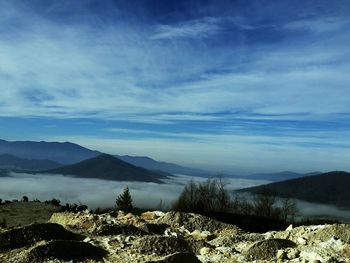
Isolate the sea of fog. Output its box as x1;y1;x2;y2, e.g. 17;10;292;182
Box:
0;172;268;209
1;172;349;221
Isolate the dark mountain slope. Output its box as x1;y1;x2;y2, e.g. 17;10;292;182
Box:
0;154;62;171
0;139;100;164
239;171;350;209
43;154;169;183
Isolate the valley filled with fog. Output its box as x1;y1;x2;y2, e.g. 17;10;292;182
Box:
1;172;349;221
0;172;268;209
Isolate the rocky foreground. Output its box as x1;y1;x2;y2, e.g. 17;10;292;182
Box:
0;210;349;262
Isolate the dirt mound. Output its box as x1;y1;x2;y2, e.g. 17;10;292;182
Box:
96;223;147;236
185;236;214;254
132;236;191;256
312;224;350;243
49;211;101;233
246;238;296;260
209;233;264;247
2;209;349;262
146;252;201;263
139;223;169;235
21;240;107;263
156;211;242;234
0;223;83;252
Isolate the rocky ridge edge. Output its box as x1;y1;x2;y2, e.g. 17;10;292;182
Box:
0;210;349;262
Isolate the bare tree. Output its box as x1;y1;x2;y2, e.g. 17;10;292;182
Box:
253;189;277;218
173;179;199;212
280;197;298;222
173;177;231;214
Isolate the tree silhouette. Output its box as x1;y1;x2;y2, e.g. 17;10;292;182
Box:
116;186;133;212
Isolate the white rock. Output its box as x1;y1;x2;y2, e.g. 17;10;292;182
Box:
200;247;211;255
215;246;232;254
319;237;343;251
164;228;178;238
300;251;324;262
263;231;276;239
83;237;91;242
286;248;300;259
307;225;327;231
297;237;307;245
154;211;165;217
211;254;225;262
202;230;212;237
125;236;132;243
286;224;293;231
277;249;286;260
178;225;191;235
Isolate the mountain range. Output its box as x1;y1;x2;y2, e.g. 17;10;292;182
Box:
240;171;321;181
239;171;350;209
0;139;324;181
116;155;210;177
0;139;208;176
0;139;100;164
43;154;170;183
0;154;62;171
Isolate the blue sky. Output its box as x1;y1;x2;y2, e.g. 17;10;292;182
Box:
0;0;350;174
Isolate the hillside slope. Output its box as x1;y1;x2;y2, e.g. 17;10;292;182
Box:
239;171;350;209
243;171;321;182
43;154;169;183
0;154;62;171
0;139;100;164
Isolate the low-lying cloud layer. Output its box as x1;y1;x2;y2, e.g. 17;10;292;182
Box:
1;172;349;221
0;173;268;209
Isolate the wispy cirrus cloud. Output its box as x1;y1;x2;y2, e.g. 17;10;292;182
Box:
283;16;350;33
150;16;222;40
0;2;349;122
0;0;350;173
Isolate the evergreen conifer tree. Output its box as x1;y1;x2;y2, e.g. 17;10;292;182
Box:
116;186;133;212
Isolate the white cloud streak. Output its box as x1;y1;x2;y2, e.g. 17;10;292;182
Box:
0;4;348;123
284;16;350;33
150;17;222;40
0;2;349;173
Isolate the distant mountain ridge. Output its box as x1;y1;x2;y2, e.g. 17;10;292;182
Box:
43;154;170;183
116;155;210;177
0;139;211;176
241;171;321;182
0;139;320;181
239;171;350;209
0;139;100;164
0;154;62;171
